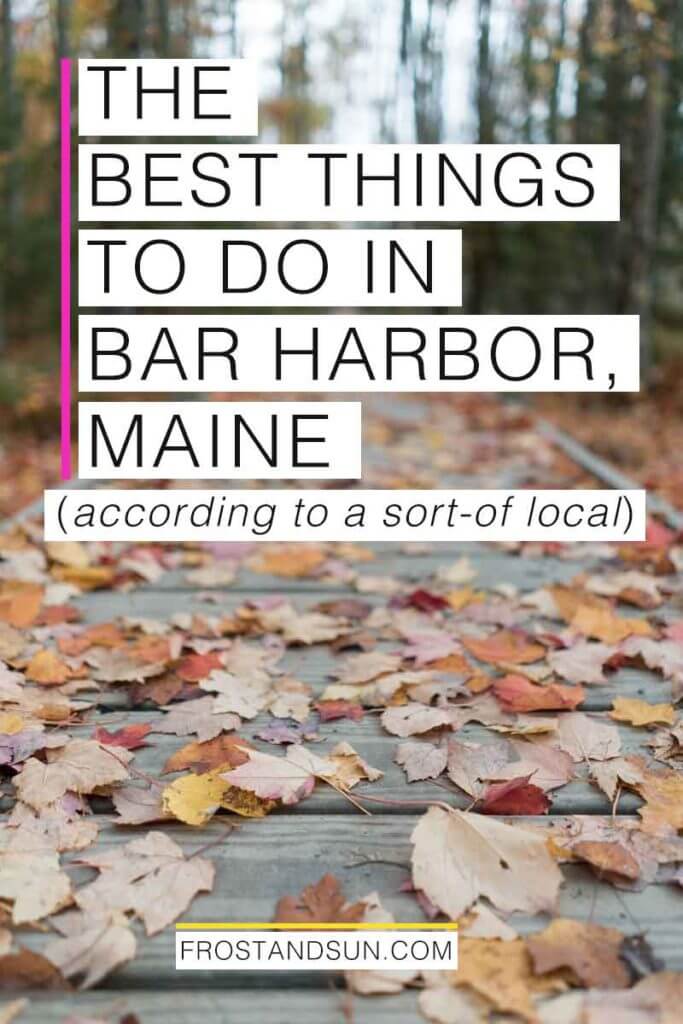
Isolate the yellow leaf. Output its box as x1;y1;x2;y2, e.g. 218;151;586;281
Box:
610;697;676;728
25;650;72;686
0;713;25;735
162;770;229;827
571;605;652;644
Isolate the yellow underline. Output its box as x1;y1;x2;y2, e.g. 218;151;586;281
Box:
176;922;457;931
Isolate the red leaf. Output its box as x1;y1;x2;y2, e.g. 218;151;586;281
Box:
481;776;550;815
493;674;585;712
315;700;364;722
391;589;450;613
93;724;152;750
176;652;223;683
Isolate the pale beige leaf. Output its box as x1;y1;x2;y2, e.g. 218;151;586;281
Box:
411;806;562;919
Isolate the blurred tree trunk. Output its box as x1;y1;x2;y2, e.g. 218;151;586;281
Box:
548;0;566;142
156;0;170;56
227;0;239;56
0;0;17;349
617;13;671;375
108;0;145;55
470;0;495;313
574;0;597;142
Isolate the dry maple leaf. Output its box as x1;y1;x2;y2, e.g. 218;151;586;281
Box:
395;740;448;782
250;547;327;578
570;604;653;644
93;723;152;750
74;831;215;935
0;948;68;991
446;737;510;799
335;650;403;684
480;775;550;815
547;641;615;685
451;936;566;1022
274;873;366;923
462;630;545;666
381;703;453;737
610;697;676;728
162;769;231;826
24;649;73;687
152;695;241;742
0;848;72;924
411;806;562;920
557;712;622;762
14;739;132;810
45;914;136;989
200;671;272;719
7;798;98;854
162;734;252;775
493;674;585;712
527;918;630;989
221;746;321;806
326;741;383;790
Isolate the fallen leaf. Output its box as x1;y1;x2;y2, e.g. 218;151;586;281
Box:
45;916;135;988
14;740;132;810
274;873;365;923
75;831;215;935
528;918;629;989
454;937;565;1022
163;734;251;775
152;695;241;742
0;849;72;924
381;703;453;737
557;712;622;762
463;630;545;666
547;642;615;685
25;649;73;686
571;604;653;644
396;740;448;782
493;675;585;712
610;697;676;728
162;769;230;826
222;747;316;806
411;806;562;919
0;948;68;990
93;723;152;750
481;775;550;815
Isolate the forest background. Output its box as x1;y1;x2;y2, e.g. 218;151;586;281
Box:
0;0;681;512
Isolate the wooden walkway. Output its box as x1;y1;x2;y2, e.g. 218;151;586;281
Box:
4;396;683;1023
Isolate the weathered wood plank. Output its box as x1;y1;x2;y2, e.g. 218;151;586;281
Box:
16;816;683;985
69;598;672;713
6;990;419;1023
81;712;647;816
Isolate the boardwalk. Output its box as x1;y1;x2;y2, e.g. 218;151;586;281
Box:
3;396;682;1023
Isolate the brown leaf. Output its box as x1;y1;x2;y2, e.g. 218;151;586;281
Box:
274;873;365;923
0;948;68;991
528;918;630;989
455;937;565;1022
162;735;252;774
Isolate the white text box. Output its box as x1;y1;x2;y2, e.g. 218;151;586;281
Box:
78;230;462;308
78;314;639;392
78;144;619;221
77;402;361;480
78;59;258;137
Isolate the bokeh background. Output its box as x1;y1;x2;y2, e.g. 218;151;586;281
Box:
0;0;681;510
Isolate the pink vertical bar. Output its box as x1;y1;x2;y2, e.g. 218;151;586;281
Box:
60;57;72;480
